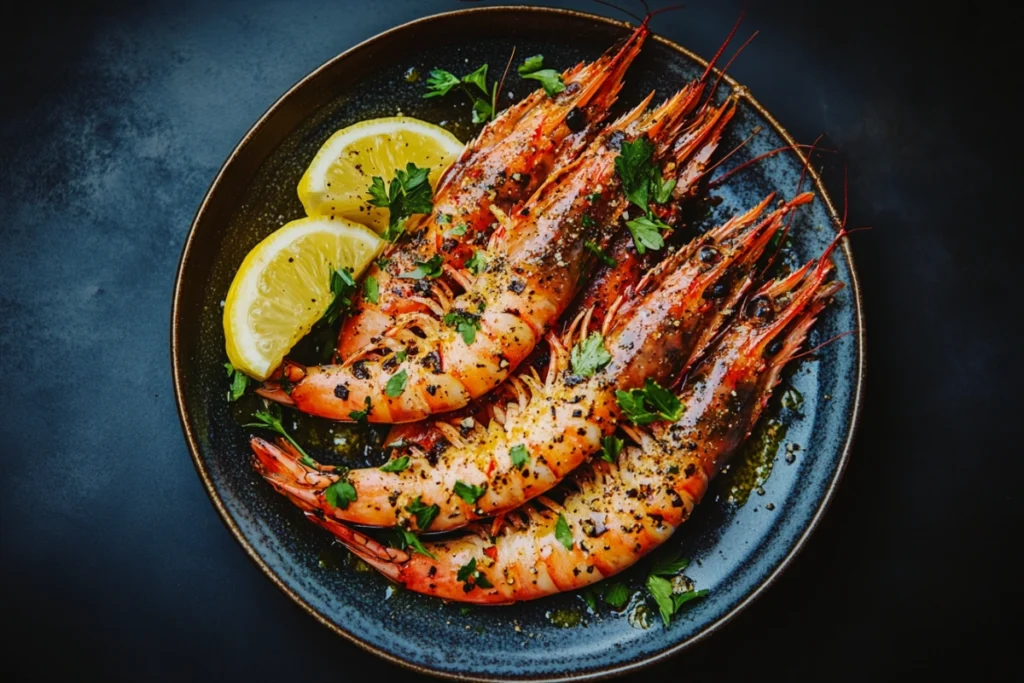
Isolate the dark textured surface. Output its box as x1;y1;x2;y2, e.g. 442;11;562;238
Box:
173;8;859;679
1;0;1015;680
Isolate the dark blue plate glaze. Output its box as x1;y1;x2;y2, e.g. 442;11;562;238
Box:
172;7;864;681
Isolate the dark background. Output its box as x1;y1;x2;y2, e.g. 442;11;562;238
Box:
1;0;1016;679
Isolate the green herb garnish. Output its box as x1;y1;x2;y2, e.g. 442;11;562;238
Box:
385;370;409;398
599;435;624;463
570;332;612;378
405;496;440;531
453;480;487;505
423;64;498;124
390;527;436;560
584;240;617;268
615;378;684;425
380;455;410;472
555;513;574;550
443;310;482;345
399;254;444;280
615;137;674;254
603;583;630;610
243;404;316;467
348;396;372;423
518;55;564;97
369;162;434;241
322;267;357;325
224;362;249;402
646;574;707;626
510;444;529;469
324;479;357;510
466;250;489;275
363;275;379;304
456;557;494;591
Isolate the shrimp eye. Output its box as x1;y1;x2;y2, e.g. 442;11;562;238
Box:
565;107;586;133
764;338;784;357
698;246;720;264
746;296;775;321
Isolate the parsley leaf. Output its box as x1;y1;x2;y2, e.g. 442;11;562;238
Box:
570;332;612;378
466;250;488;275
243;404;316;467
522;68;565;97
405;496;439;530
447;223;468;237
363;275;379;304
423;68;461;98
510;444;529;469
224;362;249;402
385;370;408;398
462;63;489;95
456;557;493;591
391;527;436;560
443;310;482;345
368;162;434;242
603;583;630;610
395;350;408;362
599;435;624;463
322;267;357;325
454;480;487;505
399;254;444;280
472;97;494;124
555;513;574;550
654;177;677;204
379;456;410;473
580;587;598;612
518;54;545;74
615;379;683;425
651;555;691;577
625;216;669;255
348;396;372;423
324;479;357;510
615;137;656;211
584;240;617;268
646;574;676;626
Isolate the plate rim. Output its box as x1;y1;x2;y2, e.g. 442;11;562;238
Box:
170;5;866;681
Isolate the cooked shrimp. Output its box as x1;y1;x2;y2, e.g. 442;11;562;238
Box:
257;80;713;423
336;25;649;358
306;240;844;603
250;192;810;533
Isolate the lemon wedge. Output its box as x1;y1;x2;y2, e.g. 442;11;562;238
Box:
297;116;464;233
223;216;383;380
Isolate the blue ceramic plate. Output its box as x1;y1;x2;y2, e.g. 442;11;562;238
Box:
171;7;864;681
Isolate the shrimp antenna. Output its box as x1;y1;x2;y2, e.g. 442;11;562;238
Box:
592;0;687;26
592;0;645;23
708;142;837;188
700;7;746;82
708;29;759;98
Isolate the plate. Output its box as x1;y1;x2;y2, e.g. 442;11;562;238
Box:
171;6;864;681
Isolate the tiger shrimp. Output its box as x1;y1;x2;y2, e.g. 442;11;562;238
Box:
256;79;712;423
306;237;845;603
335;24;649;358
250;191;810;533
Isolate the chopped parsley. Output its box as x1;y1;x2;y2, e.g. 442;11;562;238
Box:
518;54;565;97
446;223;468;237
510;444;529;469
651;555;691;577
555;513;574;550
456;557;493;591
584;239;617;267
646;574;708;626
405;496;439;530
395;350;408;362
324;479;357;510
243;404;316;468
322;267;357;325
599;435;624;463
465;249;489;275
389;527;436;560
603;583;630;610
379;455;410;472
348;396;372;423
363;275;379;304
399;254;444;280
615;137;674;254
615;378;684;425
443;310;482;345
453;480;487;505
224;362;249;402
570;332;612;377
423;63;498;124
368;162;434;241
385;370;408;398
